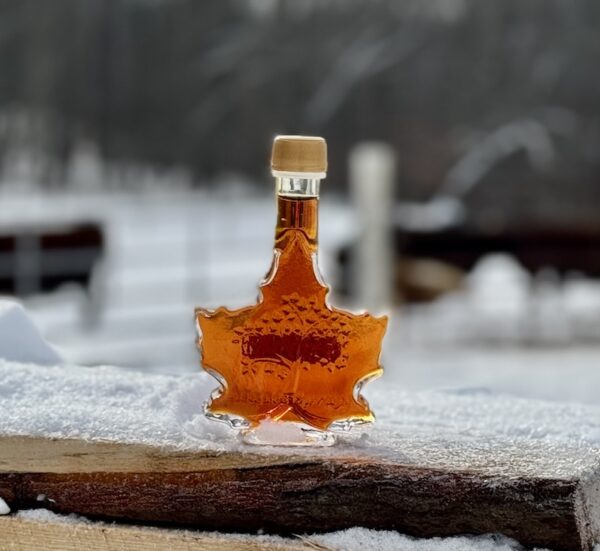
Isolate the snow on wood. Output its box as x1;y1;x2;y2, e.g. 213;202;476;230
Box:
0;509;530;551
1;361;600;550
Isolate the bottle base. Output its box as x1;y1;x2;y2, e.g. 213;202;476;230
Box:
241;420;336;447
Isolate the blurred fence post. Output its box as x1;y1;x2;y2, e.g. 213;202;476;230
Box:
349;142;396;312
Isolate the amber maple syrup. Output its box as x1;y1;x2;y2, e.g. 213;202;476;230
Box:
196;136;387;445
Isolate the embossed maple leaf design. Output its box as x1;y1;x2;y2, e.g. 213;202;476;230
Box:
196;230;387;431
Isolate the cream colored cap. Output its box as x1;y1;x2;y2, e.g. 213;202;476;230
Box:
271;135;327;174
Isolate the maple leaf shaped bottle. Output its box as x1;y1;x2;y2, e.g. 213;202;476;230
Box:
196;135;387;446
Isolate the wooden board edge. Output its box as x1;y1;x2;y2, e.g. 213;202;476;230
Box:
0;515;312;551
577;474;600;551
0;436;326;474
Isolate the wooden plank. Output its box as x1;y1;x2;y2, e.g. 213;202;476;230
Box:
0;436;305;473
0;516;309;551
0;436;598;551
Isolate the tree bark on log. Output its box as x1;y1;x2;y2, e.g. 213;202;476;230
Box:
1;436;599;551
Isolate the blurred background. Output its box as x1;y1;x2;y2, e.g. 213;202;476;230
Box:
1;0;600;404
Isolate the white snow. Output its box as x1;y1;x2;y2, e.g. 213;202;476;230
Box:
0;497;10;515
1;361;600;481
311;528;524;551
13;509;540;551
16;509;89;526
0;301;62;366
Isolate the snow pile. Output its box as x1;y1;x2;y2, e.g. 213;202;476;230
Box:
0;498;10;515
0;301;62;365
1;361;600;480
399;253;600;347
14;509;532;551
312;527;524;551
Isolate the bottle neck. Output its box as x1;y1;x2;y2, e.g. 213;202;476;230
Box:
274;176;321;251
275;176;320;197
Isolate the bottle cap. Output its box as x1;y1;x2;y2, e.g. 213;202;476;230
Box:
271;135;327;175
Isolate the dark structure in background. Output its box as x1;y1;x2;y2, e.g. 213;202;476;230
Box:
0;224;104;298
338;225;600;303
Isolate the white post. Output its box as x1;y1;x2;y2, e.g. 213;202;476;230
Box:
349;142;396;312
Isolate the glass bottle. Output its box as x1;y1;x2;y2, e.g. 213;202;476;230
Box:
196;136;387;446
